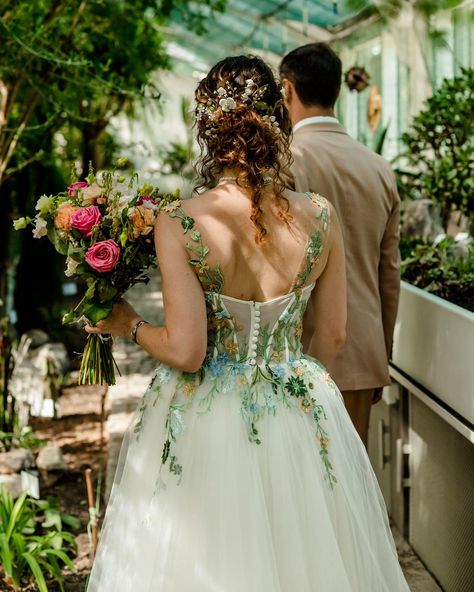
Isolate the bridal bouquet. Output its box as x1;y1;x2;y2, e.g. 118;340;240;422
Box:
14;162;177;385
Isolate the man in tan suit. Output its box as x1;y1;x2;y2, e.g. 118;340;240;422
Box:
280;43;400;446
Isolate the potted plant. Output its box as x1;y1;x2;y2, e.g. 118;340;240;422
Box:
392;69;474;424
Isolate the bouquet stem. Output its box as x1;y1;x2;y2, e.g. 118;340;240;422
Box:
79;334;118;385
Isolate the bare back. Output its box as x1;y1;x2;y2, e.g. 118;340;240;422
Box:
172;184;331;302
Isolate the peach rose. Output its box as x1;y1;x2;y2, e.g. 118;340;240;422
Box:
129;205;155;238
55;202;78;231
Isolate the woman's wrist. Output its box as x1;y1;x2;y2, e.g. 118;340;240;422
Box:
130;317;149;342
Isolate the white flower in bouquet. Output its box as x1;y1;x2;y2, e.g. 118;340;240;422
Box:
64;256;80;277
80;184;103;204
117;193;135;210
36;195;54;215
33;217;48;238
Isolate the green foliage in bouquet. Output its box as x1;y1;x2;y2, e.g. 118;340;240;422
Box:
14;161;180;385
400;68;474;232
0;486;80;592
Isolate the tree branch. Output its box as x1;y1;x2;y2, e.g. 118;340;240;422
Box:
0;92;40;185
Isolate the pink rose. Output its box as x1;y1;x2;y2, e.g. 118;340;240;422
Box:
68;181;89;196
85;240;121;273
71;205;102;237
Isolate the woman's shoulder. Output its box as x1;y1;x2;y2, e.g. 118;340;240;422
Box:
284;189;331;219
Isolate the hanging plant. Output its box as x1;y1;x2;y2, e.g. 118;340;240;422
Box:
344;66;370;92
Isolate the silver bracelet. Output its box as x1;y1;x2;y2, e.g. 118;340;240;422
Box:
131;319;148;343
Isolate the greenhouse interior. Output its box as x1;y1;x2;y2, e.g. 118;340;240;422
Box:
0;0;473;590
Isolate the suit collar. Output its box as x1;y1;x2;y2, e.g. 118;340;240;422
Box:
292;121;349;136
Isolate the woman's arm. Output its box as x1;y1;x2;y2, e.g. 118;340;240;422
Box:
85;211;208;373
302;205;347;369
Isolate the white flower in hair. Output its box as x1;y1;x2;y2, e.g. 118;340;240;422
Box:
219;97;237;112
244;78;256;95
217;87;227;97
262;114;281;134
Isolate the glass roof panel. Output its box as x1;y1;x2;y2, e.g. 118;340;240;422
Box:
167;0;374;71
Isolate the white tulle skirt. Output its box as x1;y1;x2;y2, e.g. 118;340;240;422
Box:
87;358;410;592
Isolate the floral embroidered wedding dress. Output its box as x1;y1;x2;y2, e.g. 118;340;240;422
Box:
87;194;410;592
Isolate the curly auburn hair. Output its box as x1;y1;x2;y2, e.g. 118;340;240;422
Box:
194;55;293;243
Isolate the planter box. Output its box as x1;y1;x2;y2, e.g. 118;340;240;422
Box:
392;281;474;426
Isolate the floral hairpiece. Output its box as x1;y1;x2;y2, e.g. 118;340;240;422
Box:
196;78;282;136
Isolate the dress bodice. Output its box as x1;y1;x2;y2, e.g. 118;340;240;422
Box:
205;284;314;367
160;191;330;370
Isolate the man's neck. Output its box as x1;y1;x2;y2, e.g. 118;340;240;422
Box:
291;106;336;127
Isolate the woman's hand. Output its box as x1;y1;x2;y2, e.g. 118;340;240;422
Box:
84;299;141;338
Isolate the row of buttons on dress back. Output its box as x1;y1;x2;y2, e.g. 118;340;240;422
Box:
249;303;261;366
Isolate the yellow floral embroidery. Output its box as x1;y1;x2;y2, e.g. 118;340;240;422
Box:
182;383;196;397
225;342;239;355
162;201;180;213
320;436;329;449
271;350;283;363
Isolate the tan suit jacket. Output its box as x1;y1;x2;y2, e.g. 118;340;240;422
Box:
288;121;400;390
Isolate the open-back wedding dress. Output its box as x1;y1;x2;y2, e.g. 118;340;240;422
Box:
87;193;410;592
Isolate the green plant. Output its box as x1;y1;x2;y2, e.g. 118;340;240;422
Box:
0;0;226;184
0;426;44;453
401;236;474;311
400;68;474;232
374;122;390;155
0;486;79;591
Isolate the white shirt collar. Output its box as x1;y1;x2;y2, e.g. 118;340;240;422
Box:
292;116;339;133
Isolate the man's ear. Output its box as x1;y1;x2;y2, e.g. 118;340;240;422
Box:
281;78;294;106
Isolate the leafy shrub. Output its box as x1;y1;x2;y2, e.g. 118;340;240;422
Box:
401;236;474;311
0;486;79;591
400;68;474;232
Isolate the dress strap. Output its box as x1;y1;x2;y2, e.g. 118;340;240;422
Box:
292;192;330;291
160;200;224;293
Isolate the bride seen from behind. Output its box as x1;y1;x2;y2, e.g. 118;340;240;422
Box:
85;55;410;591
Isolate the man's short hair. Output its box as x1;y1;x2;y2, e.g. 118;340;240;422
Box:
280;43;342;108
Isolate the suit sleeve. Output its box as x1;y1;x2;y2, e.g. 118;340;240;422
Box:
378;178;401;359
